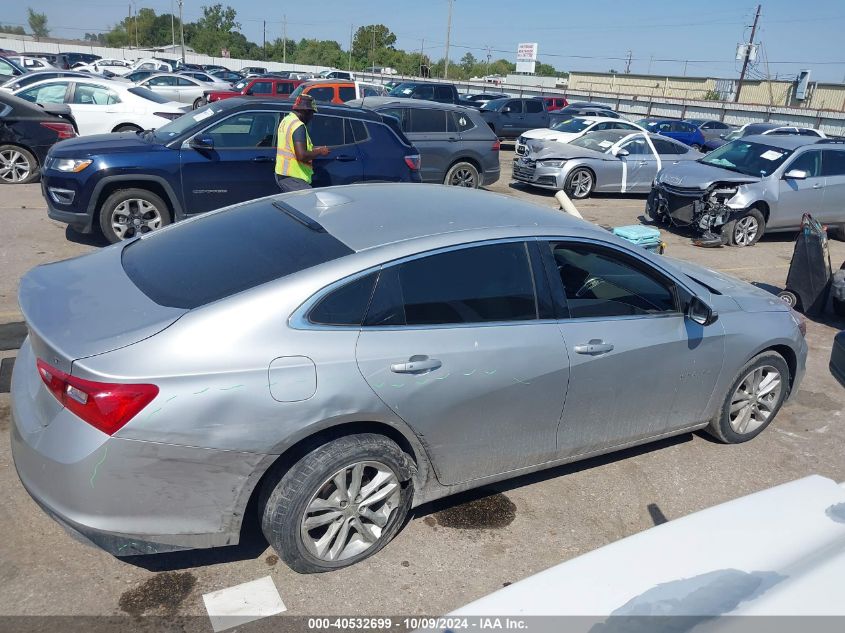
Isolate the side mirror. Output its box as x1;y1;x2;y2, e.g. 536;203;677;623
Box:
502;107;512;114
687;296;718;326
784;169;808;180
189;135;214;151
614;148;629;157
718;133;727;139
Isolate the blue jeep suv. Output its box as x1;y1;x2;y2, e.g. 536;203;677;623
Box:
41;98;422;242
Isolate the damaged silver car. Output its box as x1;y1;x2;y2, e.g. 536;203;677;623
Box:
647;136;845;246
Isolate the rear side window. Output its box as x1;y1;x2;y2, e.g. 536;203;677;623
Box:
409;108;447;133
822;150;845;177
347;118;369;143
309;273;378;325
452;111;475;132
364;242;538;326
122;202;354;309
525;100;543;113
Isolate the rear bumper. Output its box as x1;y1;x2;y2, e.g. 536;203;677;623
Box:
10;340;270;555
482;164;500;187
831;332;845;388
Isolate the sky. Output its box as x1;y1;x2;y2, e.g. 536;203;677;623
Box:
4;0;845;82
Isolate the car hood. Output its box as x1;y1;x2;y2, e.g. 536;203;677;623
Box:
529;142;609;161
206;89;240;98
48;132;160;156
522;128;578;143
658;160;759;188
663;257;789;313
451;476;845;617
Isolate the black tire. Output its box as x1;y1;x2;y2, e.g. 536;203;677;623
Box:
260;433;414;574
828;225;845;242
834;296;845;318
444;161;480;188
193;97;205;110
113;124;142;133
778;290;800;310
98;188;171;244
0;144;39;184
691;144;702;151
705;352;790;444
723;207;765;247
565;167;595;199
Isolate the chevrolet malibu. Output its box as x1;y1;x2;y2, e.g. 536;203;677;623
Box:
12;184;806;573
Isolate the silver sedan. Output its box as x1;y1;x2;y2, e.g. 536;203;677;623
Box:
513;130;703;198
11;184;806;573
136;72;219;109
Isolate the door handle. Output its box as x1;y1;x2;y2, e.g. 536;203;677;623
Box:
390;356;442;374
334;154;357;162
251;156;274;163
812;183;822;189
573;340;614;355
447;136;459;142
638;161;648;166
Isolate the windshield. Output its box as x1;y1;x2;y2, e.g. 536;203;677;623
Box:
700;140;793;177
481;98;509;111
570;131;629;153
289;83;306;99
128;86;171;104
551;118;591;133
233;79;249;91
724;128;744;141
388;83;417;96
152;103;220;141
637;120;660;129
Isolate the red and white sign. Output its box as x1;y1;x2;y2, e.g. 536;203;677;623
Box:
516;42;538;73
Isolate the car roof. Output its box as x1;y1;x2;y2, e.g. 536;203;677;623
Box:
302;78;353;86
575;116;627;123
741;134;821;150
280;184;598;252
230;97;384;122
348;96;469;112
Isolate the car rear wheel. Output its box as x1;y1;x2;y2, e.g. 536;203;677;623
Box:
0;145;39;184
705;352;790;443
565;168;594;199
113;124;142;133
260;434;414;573
99;188;171;244
724;208;765;247
691;144;702;151
444;161;480;188
193;97;205;109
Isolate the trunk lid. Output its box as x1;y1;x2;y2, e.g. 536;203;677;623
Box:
18;244;186;373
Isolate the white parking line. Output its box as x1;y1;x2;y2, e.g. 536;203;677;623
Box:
202;576;287;632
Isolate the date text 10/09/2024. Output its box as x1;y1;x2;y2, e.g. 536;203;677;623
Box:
307;617;529;630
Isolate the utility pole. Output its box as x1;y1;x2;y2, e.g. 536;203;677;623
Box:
485;45;492;77
283;15;287;64
370;25;375;71
263;20;266;60
133;2;139;49
647;55;653;74
444;0;453;79
127;4;131;47
420;38;425;77
348;24;353;71
171;0;175;47
624;50;632;74
178;0;185;64
735;3;761;103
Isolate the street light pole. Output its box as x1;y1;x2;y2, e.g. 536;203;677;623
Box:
171;0;175;47
444;0;453;79
178;0;185;64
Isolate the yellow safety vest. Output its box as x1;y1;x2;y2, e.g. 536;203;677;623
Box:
275;112;314;183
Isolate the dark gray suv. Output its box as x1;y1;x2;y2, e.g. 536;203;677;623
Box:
350;97;500;188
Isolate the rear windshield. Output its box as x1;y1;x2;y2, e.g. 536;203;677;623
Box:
122;201;354;309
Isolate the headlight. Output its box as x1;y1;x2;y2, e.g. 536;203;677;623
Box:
539;159;566;168
53;158;92;173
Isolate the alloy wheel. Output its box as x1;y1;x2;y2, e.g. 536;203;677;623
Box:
728;365;782;435
0;148;32;183
450;167;477;187
111;198;163;240
569;170;592;197
733;216;759;246
300;461;401;562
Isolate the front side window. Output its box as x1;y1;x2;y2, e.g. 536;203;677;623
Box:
434;85;454;102
306;86;335;102
787;150;822;177
147;75;177;87
177;77;198;87
249;81;273;95
365;242;538;326
409;108;447;133
504;100;523;113
413;85;435;100
338;86;356;102
19;82;69;104
620;137;650;155
653;138;687;155
550;243;677;318
204;111;280;148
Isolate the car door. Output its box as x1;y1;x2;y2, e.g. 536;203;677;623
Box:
541;240;724;457
355;241;570;485
523;99;546;132
617;136;658;192
142;75;179;101
175;76;201;103
179;109;281;214
245;79;273;97
820;149;845;226
308;114;364;186
773;149;825;229
399;106;452;183
68;82;122;135
499;99;524;136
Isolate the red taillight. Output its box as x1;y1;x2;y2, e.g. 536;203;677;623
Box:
36;359;158;436
404;154;421;171
40;121;76;139
492;139;501;152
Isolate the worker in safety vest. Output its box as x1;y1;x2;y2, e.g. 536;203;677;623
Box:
275;94;330;192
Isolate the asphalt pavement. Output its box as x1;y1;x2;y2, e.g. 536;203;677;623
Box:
0;150;844;623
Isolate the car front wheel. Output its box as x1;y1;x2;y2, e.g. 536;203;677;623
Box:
705;351;790;443
99;188;172;243
724;207;765;247
565;168;594;199
260;434;414;573
0;145;39;184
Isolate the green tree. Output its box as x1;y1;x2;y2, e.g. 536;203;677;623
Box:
294;38;346;68
703;89;722;101
27;8;49;38
352;24;396;65
460;52;477;74
190;4;241;56
0;24;26;35
535;62;559;77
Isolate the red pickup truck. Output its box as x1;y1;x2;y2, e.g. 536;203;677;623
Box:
205;77;303;104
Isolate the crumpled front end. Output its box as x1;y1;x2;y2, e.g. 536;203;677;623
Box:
647;180;751;234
